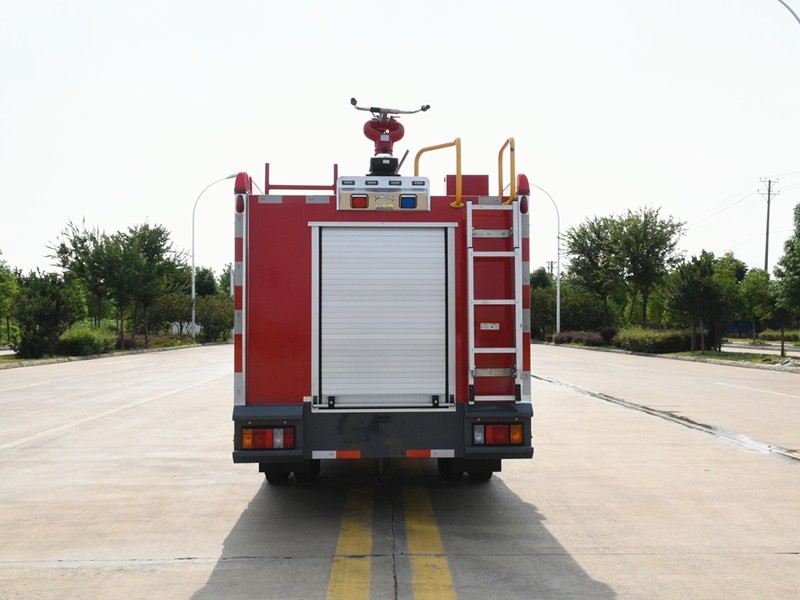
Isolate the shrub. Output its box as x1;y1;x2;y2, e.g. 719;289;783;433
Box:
554;330;605;346
55;330;115;356
612;327;708;353
757;329;800;342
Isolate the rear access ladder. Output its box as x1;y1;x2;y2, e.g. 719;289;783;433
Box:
466;200;524;403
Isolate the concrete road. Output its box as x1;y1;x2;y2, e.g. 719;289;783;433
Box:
1;345;799;599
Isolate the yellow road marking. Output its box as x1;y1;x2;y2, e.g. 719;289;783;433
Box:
327;484;374;600
402;462;457;600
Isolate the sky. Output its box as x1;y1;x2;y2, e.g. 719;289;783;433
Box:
1;0;799;280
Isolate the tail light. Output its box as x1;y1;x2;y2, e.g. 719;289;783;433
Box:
242;426;296;450
473;423;524;446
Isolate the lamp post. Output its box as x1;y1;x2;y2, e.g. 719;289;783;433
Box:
192;174;237;338
530;184;561;334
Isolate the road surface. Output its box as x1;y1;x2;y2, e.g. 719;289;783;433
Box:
1;344;799;599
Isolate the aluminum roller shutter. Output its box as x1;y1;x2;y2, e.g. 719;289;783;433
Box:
320;227;447;407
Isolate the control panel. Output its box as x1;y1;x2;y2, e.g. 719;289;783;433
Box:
336;176;431;211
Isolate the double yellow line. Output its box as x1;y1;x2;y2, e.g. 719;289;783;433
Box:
326;463;456;600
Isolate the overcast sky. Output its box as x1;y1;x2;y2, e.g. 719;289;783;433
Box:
1;0;798;279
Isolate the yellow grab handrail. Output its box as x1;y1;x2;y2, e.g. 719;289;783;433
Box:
498;137;516;205
414;137;463;208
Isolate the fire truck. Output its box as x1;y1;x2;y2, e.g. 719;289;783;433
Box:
231;99;533;483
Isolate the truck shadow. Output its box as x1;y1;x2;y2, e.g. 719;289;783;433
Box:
191;460;616;599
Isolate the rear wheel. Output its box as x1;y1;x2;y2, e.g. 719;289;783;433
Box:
437;458;464;481
467;471;493;482
294;460;321;483
264;471;291;484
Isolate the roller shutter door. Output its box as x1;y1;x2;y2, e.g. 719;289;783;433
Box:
320;227;447;407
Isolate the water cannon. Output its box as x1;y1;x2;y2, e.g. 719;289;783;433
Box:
351;98;430;175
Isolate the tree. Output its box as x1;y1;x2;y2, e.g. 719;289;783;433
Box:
618;207;684;326
667;251;721;352
194;266;218;296
12;270;86;358
740;269;772;342
50;221;109;328
774;203;800;320
218;263;233;296
530;267;554;289
0;252;18;343
103;231;137;348
196;294;234;342
774;203;800;355
126;224;183;348
530;286;556;339
564;216;624;326
711;252;747;347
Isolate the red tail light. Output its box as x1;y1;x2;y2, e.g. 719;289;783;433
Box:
473;423;525;446
242;427;295;450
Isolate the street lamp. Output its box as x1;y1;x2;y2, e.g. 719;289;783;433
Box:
192;174;237;338
530;184;561;334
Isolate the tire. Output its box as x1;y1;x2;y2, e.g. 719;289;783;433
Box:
437;458;464;481
467;471;493;482
294;460;321;483
264;471;291;484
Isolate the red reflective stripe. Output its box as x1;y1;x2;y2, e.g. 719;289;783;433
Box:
406;449;431;459
234;286;243;310
523;334;531;372
234;334;243;372
235;237;243;261
336;450;361;459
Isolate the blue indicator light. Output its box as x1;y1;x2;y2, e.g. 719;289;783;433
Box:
400;194;417;209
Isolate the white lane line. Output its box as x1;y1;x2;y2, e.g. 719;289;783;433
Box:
0;374;226;451
534;374;800;463
715;382;800;400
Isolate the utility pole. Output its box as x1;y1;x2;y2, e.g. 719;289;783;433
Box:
546;261;555;277
760;179;779;272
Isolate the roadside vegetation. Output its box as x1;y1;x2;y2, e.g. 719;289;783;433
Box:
531;204;800;361
0;222;233;360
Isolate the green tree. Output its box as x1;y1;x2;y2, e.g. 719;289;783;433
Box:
103;231;137;348
218;263;233;296
667;251;721;352
740;269;772;342
12;270;86;358
152;291;192;335
50;221;110;328
530;286;556;339
127;224;183;348
618;207;684;326
564;216;624;326
194;266;218;296
774;203;800;319
196;294;234;342
774;203;800;355
0;252;19;343
711;252;747;347
530;267;554;289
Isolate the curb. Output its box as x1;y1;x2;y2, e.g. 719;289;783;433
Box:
0;342;231;371
534;342;800;375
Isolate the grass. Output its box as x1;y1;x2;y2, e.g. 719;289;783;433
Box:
673;350;799;366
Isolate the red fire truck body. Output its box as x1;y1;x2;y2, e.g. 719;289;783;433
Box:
232;103;533;482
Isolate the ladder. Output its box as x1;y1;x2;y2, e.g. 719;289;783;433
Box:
467;199;524;403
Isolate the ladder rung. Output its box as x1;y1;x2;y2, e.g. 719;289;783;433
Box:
473;251;515;257
471;205;513;211
474;299;515;305
474;347;516;354
472;395;517;402
472;229;512;238
472;368;515;377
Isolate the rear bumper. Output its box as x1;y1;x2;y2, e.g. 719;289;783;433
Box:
232;402;533;464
